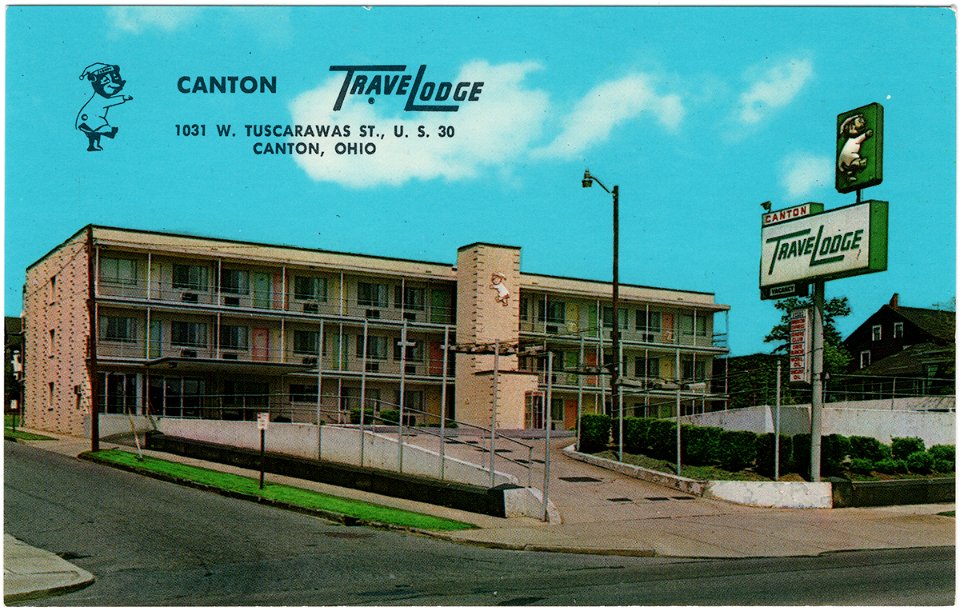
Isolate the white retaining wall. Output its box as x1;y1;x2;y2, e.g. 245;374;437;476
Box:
682;397;955;446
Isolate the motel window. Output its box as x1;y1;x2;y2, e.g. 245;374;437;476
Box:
537;300;565;324
294;276;327;302
394;390;424;415
860;350;871;368
289;384;318;403
48;382;54;406
602;306;628;330
395;285;425;311
100;257;138;286
357;282;389;307
173;264;209;291
519;297;529;321
893;322;904;339
49;275;57;303
99;315;137;343
219;325;248;350
635;356;660;380
393;338;424;362
636;311;662;334
171;321;208;347
681;359;706;382
99;372;138;415
220;269;249;295
341;387;380;412
357;335;388;360
293;330;321;355
872;325;882;342
48;329;56;357
680;314;708;337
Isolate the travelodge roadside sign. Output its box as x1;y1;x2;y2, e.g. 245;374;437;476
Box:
760;200;888;289
836;102;883;194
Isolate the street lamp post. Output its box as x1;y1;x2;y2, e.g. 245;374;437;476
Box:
582;169;622;461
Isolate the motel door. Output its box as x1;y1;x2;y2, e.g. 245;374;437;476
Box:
149;320;162;358
525;391;545;429
252;272;272;309
252;328;270;361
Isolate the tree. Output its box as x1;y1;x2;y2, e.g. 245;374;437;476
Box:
764;296;852;374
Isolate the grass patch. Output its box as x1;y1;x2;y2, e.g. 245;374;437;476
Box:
596;450;769;481
88;449;475;531
4;429;55;441
938;511;955;517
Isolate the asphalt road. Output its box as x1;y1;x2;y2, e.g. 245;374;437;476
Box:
5;441;955;606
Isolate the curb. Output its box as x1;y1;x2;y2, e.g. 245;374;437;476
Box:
78;452;472;538
426;532;657;557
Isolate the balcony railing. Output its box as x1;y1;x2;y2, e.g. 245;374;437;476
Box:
519;320;723;349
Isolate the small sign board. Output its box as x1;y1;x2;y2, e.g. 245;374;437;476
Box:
789;308;811;383
836;102;883;194
760;200;888;289
761;202;824;227
760;281;809;301
257;412;270;431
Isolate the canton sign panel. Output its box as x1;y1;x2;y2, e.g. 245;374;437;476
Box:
760;200;888;288
836;102;883;194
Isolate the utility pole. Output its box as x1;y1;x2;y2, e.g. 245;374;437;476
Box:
810;280;825;481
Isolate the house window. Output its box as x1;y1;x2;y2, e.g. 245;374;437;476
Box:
893;322;903;339
680;314;708;336
171;321;207;347
100;257;138;286
395;286;425;311
636;311;662;334
357;335;388;360
357;282;389;307
100;316;137;343
635;356;660;379
293;330;321;354
219;325;248;350
173;264;209;291
289;384;318;403
860;350;871;368
872;324;882;342
294;276;327;302
220;269;249;295
602;306;628;330
393;338;424;362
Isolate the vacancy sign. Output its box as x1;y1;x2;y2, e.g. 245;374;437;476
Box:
789;308;811;383
257;412;270;431
760;200;888;289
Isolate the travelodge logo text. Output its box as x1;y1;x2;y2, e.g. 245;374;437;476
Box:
760;200;887;287
330;65;484;112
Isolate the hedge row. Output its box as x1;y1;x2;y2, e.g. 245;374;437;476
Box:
579;416;956;478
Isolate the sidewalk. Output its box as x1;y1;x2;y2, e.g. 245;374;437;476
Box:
4;535;94;603
5;430;955;599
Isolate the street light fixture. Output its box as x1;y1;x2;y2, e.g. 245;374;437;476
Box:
581;168;623;461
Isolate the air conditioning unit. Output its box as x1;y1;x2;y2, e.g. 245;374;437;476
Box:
302;356;318;365
180;349;197;358
180;292;199;303
224;296;240;307
221;352;238;360
302;303;319;313
405;364;418;375
365;309;381;319
403;312;417;322
365;362;380;372
546;324;559;333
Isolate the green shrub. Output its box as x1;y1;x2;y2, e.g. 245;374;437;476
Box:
822;434;851;476
891;437;925;460
349;408;375;424
623;417;648;455
682;425;723;466
875;457;908;474
579;414;611;453
906;451;934;474
849;458;875;474
793;433;812;479
648;419;677;461
378;409;400;425
849;436;890;462
755;433;792;477
928;444;955;472
718;430;758;472
636;418;655;453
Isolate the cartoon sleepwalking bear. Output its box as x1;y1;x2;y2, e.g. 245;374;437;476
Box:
837;114;873;185
76;63;132;152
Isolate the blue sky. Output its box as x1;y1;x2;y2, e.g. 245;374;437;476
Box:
5;6;956;355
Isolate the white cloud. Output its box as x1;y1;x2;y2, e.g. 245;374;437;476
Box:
532;74;684;160
781;152;832;198
108;7;199;35
737;58;813;125
289;61;549;188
